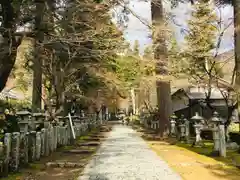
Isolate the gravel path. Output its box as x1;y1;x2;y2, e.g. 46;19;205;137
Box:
78;124;182;180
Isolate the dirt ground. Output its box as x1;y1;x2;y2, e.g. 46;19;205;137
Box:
6;125;112;180
148;140;240;180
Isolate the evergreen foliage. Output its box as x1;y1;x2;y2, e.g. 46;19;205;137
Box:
182;0;218;80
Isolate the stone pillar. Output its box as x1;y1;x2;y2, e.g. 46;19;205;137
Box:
83;122;86;133
32;112;45;131
66;125;71;145
78;126;81;136
41;128;46;156
194;124;202;145
79;123;82;136
179;124;186;141
48;125;54;153
45;127;51;156
80;123;83;135
99;109;103;125
74;126;78;137
20;132;29;165
0;142;4;173
56;126;60;147
44;121;50;129
226;127;230;143
211;111;224;156
212;124;220;152
53;126;58;150
51;125;54;152
62;126;66;145
184;118;190;143
170;119;176;136
74;126;77;137
219;123;226;157
10;132;20;172
191;112;204;146
29;131;36;162
66;125;69;145
36;132;41;160
17;110;31;134
59;126;65;146
3;133;11;175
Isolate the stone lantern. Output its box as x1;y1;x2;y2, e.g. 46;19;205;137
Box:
57;116;65;126
211;111;226;157
191;112;204;145
17;110;31;133
184;118;190;143
72;115;81;126
32;112;45;131
178;115;186;141
179;114;185;124
170;113;177;136
211;111;222;124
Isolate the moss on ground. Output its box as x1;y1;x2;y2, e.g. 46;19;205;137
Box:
3;173;22;180
149;141;240;180
175;141;240;167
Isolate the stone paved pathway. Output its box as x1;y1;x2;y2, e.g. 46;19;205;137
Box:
78;124;182;180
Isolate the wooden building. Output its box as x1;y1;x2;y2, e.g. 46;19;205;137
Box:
171;86;237;121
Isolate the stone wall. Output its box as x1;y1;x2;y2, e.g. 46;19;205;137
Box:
0;113;102;177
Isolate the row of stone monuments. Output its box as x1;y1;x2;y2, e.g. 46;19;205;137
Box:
0;110;103;177
141;111;236;157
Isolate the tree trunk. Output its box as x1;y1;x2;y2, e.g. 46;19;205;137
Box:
32;50;43;112
0;0;20;92
0;55;16;92
56;64;66;115
151;0;171;136
130;88;136;115
32;0;45;112
233;0;240;124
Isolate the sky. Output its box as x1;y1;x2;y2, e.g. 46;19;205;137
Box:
123;0;234;54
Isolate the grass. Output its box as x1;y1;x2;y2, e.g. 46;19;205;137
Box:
149;141;240;180
175;141;240;167
134;123;240;169
62;145;74;150
77;128;99;142
3;173;23;180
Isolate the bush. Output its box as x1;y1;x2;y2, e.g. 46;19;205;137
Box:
126;115;140;125
228;123;240;133
131;115;139;121
0;99;31;112
229;132;240;145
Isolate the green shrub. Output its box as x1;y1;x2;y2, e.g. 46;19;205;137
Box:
131;115;140;121
228;123;240;133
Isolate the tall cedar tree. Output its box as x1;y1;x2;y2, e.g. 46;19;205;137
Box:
184;0;217;79
151;0;171;136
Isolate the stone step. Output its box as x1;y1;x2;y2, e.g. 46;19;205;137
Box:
84;138;101;141
77;142;100;146
63;149;94;154
90;135;105;138
46;161;85;168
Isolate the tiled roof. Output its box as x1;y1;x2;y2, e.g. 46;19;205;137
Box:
186;92;224;100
